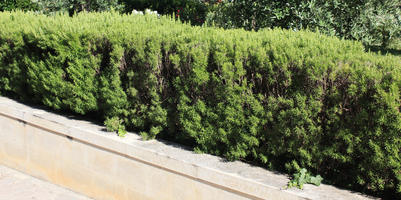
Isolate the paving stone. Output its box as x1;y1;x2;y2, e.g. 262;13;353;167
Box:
0;165;92;200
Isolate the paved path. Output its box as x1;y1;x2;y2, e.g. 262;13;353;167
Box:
0;165;92;200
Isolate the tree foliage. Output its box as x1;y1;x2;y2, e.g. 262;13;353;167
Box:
0;0;38;11
34;0;122;15
206;0;401;48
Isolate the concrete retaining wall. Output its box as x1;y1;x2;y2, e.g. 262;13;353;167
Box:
0;97;374;200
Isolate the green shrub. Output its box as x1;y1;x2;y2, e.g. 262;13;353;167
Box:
105;117;127;137
0;11;400;198
288;168;323;189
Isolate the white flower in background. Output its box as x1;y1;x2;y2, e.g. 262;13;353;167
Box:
132;9;143;15
132;9;160;17
144;9;159;16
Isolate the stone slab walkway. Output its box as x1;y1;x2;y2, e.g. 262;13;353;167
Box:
0;165;92;200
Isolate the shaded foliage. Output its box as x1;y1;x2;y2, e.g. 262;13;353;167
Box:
120;0;210;25
0;0;38;11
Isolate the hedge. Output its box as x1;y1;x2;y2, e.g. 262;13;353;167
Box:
0;11;400;198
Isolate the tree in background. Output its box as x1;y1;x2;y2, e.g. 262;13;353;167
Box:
0;0;38;11
206;0;337;31
0;0;122;14
206;0;401;48
352;0;401;48
34;0;122;15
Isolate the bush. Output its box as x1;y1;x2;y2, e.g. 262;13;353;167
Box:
0;11;400;198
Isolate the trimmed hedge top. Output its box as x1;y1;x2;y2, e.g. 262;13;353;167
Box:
0;11;400;198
